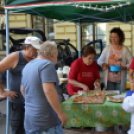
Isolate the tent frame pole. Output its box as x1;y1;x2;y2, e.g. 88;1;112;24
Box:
31;9;54;22
78;20;81;58
117;8;125;21
5;9;10;134
126;8;133;21
56;10;134;24
124;6;126;22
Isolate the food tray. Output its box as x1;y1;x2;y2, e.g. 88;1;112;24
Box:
106;94;126;102
72;95;106;104
76;90;120;96
76;90;105;96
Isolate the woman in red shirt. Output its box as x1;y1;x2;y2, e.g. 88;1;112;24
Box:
68;46;101;95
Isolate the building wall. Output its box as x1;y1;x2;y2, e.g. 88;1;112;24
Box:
9;13;32;28
4;13;134;55
106;22;133;55
54;22;78;48
9;13;32;39
0;13;32;60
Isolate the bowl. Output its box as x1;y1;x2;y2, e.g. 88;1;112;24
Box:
110;65;121;72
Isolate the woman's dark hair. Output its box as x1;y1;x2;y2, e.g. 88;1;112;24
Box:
82;46;96;57
110;27;125;45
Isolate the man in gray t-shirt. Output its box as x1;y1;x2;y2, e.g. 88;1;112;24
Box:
21;41;68;134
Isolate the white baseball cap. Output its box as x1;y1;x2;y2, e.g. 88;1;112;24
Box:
24;36;43;50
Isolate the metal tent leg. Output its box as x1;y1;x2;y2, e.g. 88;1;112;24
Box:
78;21;81;58
5;9;10;134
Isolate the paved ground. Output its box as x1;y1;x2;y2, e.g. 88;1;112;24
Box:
0;99;11;134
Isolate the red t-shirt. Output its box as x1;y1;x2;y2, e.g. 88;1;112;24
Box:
130;57;134;70
68;58;100;95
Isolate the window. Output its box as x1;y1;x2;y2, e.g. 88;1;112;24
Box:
82;25;93;47
45;19;54;40
95;23;106;46
32;15;54;40
82;23;106;54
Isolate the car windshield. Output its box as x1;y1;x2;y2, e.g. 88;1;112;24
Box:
9;32;43;40
0;31;44;51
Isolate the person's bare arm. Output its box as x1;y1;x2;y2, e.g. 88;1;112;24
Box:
128;69;134;83
0;52;18;99
43;82;68;126
121;64;127;71
0;52;18;72
69;79;89;93
20;85;25;98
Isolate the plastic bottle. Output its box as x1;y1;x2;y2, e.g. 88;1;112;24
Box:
63;66;70;77
57;67;63;79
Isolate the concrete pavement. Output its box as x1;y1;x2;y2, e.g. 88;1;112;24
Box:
0;99;11;134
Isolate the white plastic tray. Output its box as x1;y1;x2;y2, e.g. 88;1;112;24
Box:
106;94;126;102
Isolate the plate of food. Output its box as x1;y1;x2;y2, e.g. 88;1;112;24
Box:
106;94;125;102
72;95;105;104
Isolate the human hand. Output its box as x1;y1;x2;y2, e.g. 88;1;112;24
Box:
121;64;127;71
94;82;101;89
120;63;127;71
58;112;68;126
1;90;18;100
130;79;134;84
102;63;109;70
81;84;90;94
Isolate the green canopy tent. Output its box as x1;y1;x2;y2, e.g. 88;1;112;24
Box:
4;0;134;134
4;0;134;24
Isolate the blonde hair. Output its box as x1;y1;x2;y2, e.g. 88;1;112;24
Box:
38;41;57;57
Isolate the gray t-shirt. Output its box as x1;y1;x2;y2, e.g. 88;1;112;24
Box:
21;59;61;133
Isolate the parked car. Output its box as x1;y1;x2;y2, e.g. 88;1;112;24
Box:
0;28;46;53
51;38;78;69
